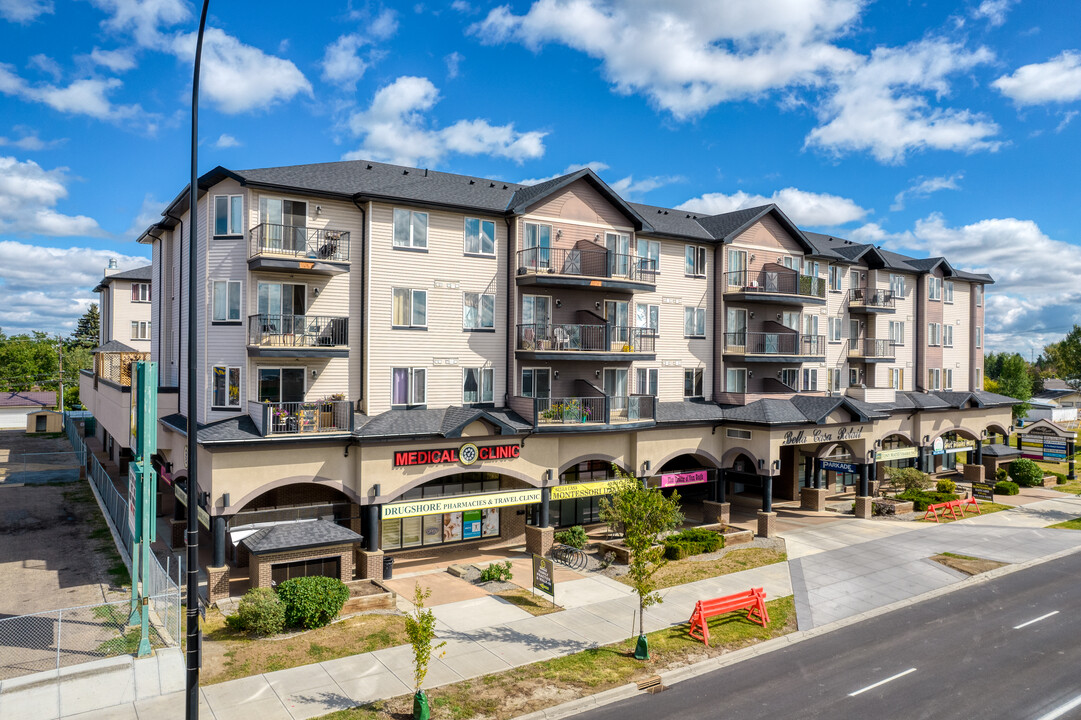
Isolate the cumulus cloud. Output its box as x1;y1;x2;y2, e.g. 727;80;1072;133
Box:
806;38;999;163
0;126;64;151
321;34;368;90
213;133;239;148
28;54;63;81
890;173;963;211
0;156;105;237
678;187;868;227
972;0;1014;26
0;241;149;335
992;51;1081;105
345;76;546;166
123;193;166;237
445;51;463;79
89;47;137;73
369;8;399;39
518;161;610;186
0;63;142;121
0;0;53;24
88;0;188;46
609;174;682;199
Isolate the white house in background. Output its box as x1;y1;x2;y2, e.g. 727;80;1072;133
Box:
0;391;56;430
93;261;153;350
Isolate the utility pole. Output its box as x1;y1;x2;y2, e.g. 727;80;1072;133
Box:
57;335;63;412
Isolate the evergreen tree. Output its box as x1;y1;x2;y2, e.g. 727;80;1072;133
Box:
998;353;1033;420
71;304;100;348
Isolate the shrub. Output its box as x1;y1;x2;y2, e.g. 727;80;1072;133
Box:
995;480;1020;496
662;528;723;560
554;525;588;549
1053;472;1068;485
897;488;959;512
886;466;931;493
479;560;513;583
1009;458;1044;487
996;467;1008;482
600;551;615;569
276;576;349;630
230;587;285;635
936;478;957;494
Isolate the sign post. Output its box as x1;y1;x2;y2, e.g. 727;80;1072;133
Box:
972;481;994;502
532;553;555;602
127;361;159;657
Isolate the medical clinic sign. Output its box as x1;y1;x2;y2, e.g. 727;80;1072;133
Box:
394;442;521;467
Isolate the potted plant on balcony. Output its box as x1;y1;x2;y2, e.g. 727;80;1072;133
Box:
321;393;345;428
272;407;295;433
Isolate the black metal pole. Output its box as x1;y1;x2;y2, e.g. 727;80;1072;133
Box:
186;2;210;718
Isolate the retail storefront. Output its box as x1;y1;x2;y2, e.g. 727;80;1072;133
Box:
380;474;513;550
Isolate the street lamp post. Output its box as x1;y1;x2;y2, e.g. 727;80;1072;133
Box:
186;1;210;718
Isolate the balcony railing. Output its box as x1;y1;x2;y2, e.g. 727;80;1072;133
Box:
251;399;353;436
849;288;895;310
516;247;657;283
516;324;656;353
247;314;348;347
723;332;826;357
723;270;826;299
521;395;655;426
849;338;895;360
250;223;351;262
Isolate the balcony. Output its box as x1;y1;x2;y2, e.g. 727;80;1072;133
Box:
509;395;656;430
515;246;656;293
722;332;826;362
246;314;349;358
722;269;826;305
249;399;354;437
248;223;351;275
848;288;896;313
848;338;895;363
515;324;656;361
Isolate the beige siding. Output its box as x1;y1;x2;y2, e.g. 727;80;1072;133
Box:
523;179;633;229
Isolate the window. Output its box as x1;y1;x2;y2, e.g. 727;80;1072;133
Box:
944;368;953;391
828;265;843;291
392;288;427;328
463;292;495;330
635;367;658;396
781;368;799;389
393;208;428;249
781;312;800;330
258;197;307;252
889;274;906;298
214;195;243;236
727;249;747;285
802;368;818;391
928;322;941;346
131;282;150;303
638;240;660;273
975;326;982;348
684;307;706;337
523;223;551;269
889;321;905;346
212;280;241;322
726;428;751;439
828;368;841;392
928;368;941;391
521;368;551;398
928;276;941;300
828;318;843;342
392;368;426;405
685;245;707;277
849;367;860;386
131;321;151;340
212;365;241;408
943;324;954;347
726;368;746;393
684;368;704;397
464;217;495;255
976;368;983;389
975;285;983;306
802;259;820;277
889;367;903;390
635;303;659;335
462;367;493;404
944;281;954;303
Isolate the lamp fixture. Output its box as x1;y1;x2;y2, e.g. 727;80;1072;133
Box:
748;370;754;379
776;313;782;321
923;435;930;444
555;298;562;308
867;451;875;461
312;287;320;297
750;254;756;262
642;460;651;473
777;256;783;264
777;371;783;378
553;370;559;379
758;459;766;470
556;228;562;238
311;369;318;378
749;311;754;319
595;370;601;378
595;301;601;310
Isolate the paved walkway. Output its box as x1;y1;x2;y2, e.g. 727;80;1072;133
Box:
20;492;1081;720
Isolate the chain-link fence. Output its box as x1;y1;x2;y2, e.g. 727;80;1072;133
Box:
87;450;132;562
0;450;84;485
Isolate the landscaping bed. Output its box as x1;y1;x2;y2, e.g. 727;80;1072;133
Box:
930;552;1008;575
341;579;396;614
614;545;786;590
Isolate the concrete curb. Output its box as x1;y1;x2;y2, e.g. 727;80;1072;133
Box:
512;542;1081;720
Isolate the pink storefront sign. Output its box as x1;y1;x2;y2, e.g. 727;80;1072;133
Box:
660;470;708;488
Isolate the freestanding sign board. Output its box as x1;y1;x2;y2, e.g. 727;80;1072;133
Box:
532;553;555;598
972;481;994;502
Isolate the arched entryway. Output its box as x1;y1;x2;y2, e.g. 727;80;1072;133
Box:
656;453;718;504
877;433;918;470
536;459;633;529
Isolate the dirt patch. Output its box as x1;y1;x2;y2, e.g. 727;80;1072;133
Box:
930;553;1009;575
0;429;81;484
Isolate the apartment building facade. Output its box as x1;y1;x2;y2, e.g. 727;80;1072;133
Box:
106;160;1013;599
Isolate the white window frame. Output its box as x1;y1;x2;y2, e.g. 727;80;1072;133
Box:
684;367;704;397
520;367;551;398
212;280;242;323
928;322;941;347
975;285;983;306
928;368;942;391
684;306;706;338
889;320;905;346
976;368;983;389
975;326;982;348
636;303;660;336
462;292;495;330
828;318;843;343
638;240;660;274
944;281;954;303
130;320;151;340
889;274;906;298
393;208;429;250
726;367;747;393
462;367;494;404
828;265;843;292
392;288;427;328
635;367;658;396
928;276;941;301
212;365;241;408
944;368;954;391
781;367;799;390
889;367;903;390
464;217;496;256
213;194;243;236
802;259;820;277
943;324;954;347
685;245;707;277
392;367;427;406
849;367;860;386
827;368;841;392
131;282;150;303
802;368;818;392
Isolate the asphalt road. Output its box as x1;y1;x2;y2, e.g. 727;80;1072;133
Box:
575;550;1081;720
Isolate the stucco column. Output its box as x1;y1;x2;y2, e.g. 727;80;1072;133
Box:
540;486;551;528
212;514;227;568
366;504;380;552
761;474;773;514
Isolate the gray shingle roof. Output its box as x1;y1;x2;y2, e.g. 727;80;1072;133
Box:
94;265;152;291
92;339;139;353
630;203;715;240
354;406;529;439
0;391;55;408
982;443;1021;457
655;400;726;423
242;519;362;555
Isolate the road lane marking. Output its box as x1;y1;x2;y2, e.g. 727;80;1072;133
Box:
1014;611;1059;630
1035;693;1081;720
848;668;917;697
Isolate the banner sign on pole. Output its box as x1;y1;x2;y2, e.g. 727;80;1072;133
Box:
128;465;139;541
532;554;555;598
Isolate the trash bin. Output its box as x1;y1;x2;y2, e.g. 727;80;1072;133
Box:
382;555;394;580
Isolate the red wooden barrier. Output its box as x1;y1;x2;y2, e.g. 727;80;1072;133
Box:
687;587;769;646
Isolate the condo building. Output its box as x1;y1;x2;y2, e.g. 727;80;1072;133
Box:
82;160;1014;600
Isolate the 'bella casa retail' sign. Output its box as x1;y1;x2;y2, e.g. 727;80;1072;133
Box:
781;427;865;446
394;443;521;467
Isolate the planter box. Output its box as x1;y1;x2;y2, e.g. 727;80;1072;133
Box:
873;498;914;515
698;523;753;546
595;541;631;565
1043;475;1059;488
342;579;396;613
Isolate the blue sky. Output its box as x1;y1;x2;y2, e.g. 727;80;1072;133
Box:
1;0;1079;357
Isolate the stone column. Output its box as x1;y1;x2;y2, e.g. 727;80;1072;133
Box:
525;525;554;557
357;549;385;580
540;486;551;528
800;486;829;511
701;501;731;526
206;565;230;604
854;462;872;519
757;510;777;538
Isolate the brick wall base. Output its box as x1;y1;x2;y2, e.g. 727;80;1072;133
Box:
757;511;777;538
701;501;731;526
356;549;385;580
854;496;873;519
207;565;230;604
525;525;553;557
249;543;356;590
964;463;985;485
800;487;829;511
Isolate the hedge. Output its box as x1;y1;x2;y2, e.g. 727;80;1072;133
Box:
229;587;285;635
897;488;959;512
1008;458;1044;488
663;528;723;560
276;576;350;629
995;480;1020;496
554;525;588;549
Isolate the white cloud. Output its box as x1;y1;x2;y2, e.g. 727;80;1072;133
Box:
321;34;368;90
678;187;868;227
609;174;682;199
369;8;399;39
170;28;312;114
0;64;142;121
213;133;240;148
518;161;610;186
992;51;1081;105
0;241;148;335
123;193;165;237
445;51;463;79
473;0;862;120
0;0;53;24
0;156;105;237
890;173;963;211
1057;110;1079;132
972;0;1014;26
28;54;63;81
0;126;64;151
345;76;546;166
89;47;137;73
805;38;999;163
88;0;188;46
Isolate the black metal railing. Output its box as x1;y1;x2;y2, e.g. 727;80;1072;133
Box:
524;394;656;426
722;269;826;298
247;314;348;347
849;338;895;359
250;223;351;262
723;332;826;356
516;324;656;353
516;247;656;283
255;399;354;436
849;288;895;309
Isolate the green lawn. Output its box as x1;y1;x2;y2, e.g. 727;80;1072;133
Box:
1050;517;1081;530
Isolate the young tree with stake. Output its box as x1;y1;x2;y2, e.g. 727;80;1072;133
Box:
405;584;446;720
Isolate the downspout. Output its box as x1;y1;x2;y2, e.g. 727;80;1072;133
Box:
504;215;514;410
350;198;367;407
